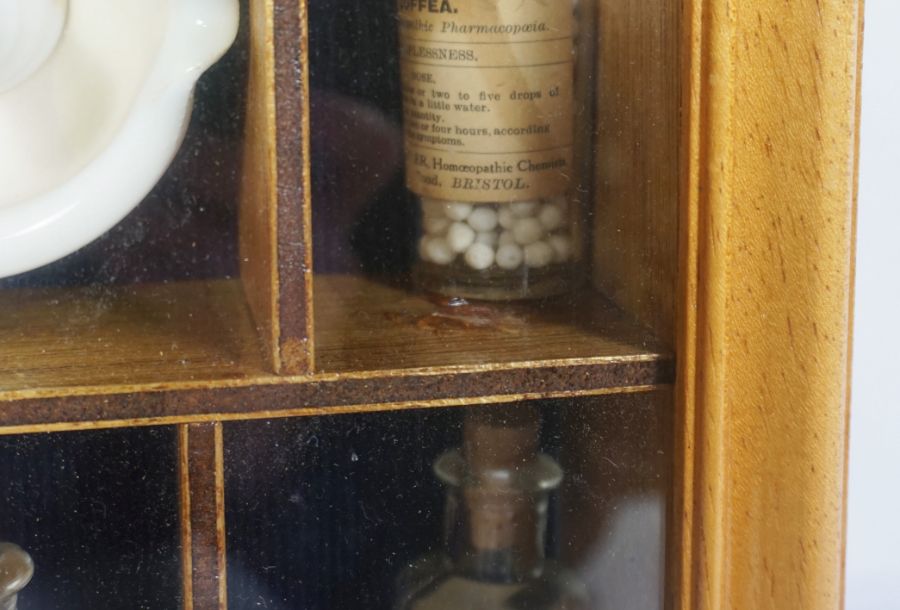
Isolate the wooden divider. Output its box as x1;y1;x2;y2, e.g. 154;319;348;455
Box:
240;0;314;376
179;423;228;610
591;0;681;347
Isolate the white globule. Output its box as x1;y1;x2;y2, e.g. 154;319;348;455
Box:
419;196;574;272
423;216;449;235
495;243;524;270
464;242;495;270
422;236;455;265
510;201;538;218
446;221;476;253
497;207;516;230
444;202;473;221
548;234;573;262
467;207;499;232
418;236;431;262
498;230;516;247
524;241;554;268
512;217;544;246
538;202;566;231
475;231;498;247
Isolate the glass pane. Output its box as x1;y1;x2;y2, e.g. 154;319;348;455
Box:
0;15;246;290
307;0;676;376
225;396;669;609
0;427;182;609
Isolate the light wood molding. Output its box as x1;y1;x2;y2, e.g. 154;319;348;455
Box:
674;1;862;609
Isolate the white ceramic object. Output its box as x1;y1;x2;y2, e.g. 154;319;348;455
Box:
0;0;239;278
0;0;67;92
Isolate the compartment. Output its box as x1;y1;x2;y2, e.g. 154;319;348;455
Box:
224;395;670;609
0;1;264;393
0;427;182;609
307;0;680;372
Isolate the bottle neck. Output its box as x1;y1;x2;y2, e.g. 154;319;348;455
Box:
0;594;18;610
445;485;550;583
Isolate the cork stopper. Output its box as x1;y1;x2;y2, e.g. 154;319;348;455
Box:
461;405;541;553
463;404;540;474
464;487;538;554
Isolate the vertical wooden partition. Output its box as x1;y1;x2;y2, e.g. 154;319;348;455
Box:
240;0;314;376
179;423;228;610
592;0;681;348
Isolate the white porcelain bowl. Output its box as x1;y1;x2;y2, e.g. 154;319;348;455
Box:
0;0;240;278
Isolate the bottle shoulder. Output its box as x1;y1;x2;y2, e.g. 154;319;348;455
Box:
395;557;589;610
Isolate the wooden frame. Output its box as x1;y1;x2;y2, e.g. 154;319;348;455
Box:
673;1;862;608
0;0;861;608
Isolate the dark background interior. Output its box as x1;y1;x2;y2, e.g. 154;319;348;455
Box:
0;427;181;610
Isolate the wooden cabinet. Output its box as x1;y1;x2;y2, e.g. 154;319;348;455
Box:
0;0;861;608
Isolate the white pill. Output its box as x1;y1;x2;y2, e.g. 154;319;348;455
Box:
510;201;539;217
447;222;476;252
498;231;516;247
424;237;455;265
498;208;516;229
538;203;566;231
512;218;544;245
548;234;573;262
475;231;498;247
495;244;524;270
467;207;499;232
418;237;432;262
464;243;495;270
444;202;473;221
524;241;554;268
423;216;450;235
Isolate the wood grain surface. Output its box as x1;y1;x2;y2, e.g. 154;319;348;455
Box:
0;276;672;431
674;1;862;608
239;0;281;374
0;280;266;392
179;423;228;610
314;275;666;373
591;0;681;348
239;0;314;375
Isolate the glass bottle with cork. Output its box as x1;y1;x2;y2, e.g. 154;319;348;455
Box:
0;543;33;610
393;406;589;610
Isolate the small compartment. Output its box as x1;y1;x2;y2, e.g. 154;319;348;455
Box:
0;427;182;609
224;395;670;609
309;0;680;372
0;1;266;393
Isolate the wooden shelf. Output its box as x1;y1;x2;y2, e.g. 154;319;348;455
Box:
315;274;666;372
0;275;672;433
0;280;267;392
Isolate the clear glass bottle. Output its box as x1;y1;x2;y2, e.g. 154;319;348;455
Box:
0;543;33;610
397;0;594;300
394;411;588;610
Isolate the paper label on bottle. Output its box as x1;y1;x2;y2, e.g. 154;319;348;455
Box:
410;577;524;610
409;576;583;610
398;0;575;203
